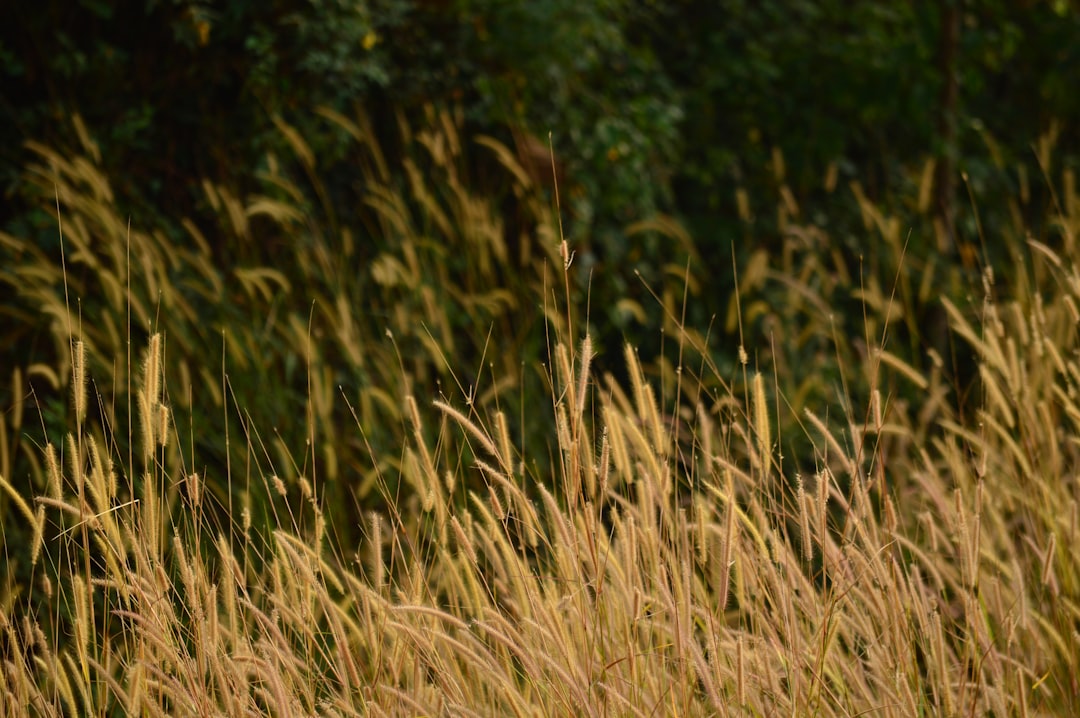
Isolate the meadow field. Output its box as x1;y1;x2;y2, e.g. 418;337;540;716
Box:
2;105;1080;717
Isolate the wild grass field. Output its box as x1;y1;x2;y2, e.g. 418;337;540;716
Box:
2;110;1080;716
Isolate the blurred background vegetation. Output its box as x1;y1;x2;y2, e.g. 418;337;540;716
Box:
2;0;1079;583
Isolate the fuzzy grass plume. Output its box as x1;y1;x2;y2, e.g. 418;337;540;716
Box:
3;117;1080;716
3;234;1080;715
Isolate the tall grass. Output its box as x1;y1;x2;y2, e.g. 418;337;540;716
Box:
0;107;563;553
3;118;1080;715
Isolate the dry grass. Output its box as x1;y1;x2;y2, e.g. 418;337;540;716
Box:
3;246;1080;716
0;107;559;519
3;120;1080;716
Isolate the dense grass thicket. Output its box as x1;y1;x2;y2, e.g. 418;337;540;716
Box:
2;110;1080;715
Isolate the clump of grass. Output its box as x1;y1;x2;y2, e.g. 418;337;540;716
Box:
4;112;1080;715
0;107;564;564
3;213;1080;715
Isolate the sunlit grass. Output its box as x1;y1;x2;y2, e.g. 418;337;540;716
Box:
2;113;1080;716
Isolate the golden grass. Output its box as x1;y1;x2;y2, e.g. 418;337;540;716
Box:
0;107;559;521
4;116;1080;716
3;227;1080;715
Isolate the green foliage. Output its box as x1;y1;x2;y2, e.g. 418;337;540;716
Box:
461;0;683;226
635;0;1080;345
